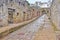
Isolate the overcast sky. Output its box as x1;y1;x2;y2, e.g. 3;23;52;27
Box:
27;0;50;4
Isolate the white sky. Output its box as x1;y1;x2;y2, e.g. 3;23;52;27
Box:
27;0;50;4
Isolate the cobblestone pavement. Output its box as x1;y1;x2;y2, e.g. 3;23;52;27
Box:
2;14;53;40
33;14;56;40
3;15;53;40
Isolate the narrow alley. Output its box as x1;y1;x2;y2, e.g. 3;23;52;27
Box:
1;14;56;40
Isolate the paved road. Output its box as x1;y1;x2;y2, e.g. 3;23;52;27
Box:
2;14;48;40
33;14;56;40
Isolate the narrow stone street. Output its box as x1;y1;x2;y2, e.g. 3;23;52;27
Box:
1;14;46;40
1;14;56;40
0;0;60;40
33;14;56;40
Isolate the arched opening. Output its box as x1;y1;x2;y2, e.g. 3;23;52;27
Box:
42;10;46;14
23;11;26;21
17;13;19;16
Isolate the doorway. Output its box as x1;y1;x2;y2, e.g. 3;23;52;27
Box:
8;8;15;24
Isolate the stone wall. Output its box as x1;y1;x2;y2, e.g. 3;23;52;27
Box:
51;0;60;30
0;0;41;27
